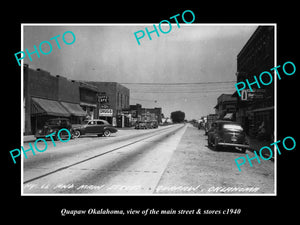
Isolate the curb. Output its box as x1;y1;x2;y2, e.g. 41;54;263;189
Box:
23;136;36;143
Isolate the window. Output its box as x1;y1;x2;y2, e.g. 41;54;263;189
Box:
121;94;123;108
223;124;243;131
97;121;104;125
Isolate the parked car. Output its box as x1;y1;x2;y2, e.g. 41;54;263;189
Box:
149;120;158;129
35;118;75;140
135;121;147;129
205;114;218;135
207;120;249;153
72;119;117;138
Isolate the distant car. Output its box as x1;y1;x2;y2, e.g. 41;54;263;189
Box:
149;120;158;129
35;118;75;140
135;121;147;129
207;120;249;153
72;119;117;138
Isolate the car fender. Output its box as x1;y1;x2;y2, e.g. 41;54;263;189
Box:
74;127;86;135
106;127;118;133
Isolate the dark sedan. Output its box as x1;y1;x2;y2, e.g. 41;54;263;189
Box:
72;119;117;138
207;120;249;153
135;121;147;129
35;118;75;140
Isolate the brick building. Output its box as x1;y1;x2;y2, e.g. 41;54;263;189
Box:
233;26;275;138
78;82;99;121
23;65;98;135
87;82;130;127
130;104;162;124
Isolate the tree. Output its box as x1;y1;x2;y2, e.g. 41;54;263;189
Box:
170;111;185;123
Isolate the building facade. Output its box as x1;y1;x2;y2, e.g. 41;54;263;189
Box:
87;82;130;127
130;104;162;124
234;26;274;139
214;94;237;119
78;82;99;121
23;65;98;135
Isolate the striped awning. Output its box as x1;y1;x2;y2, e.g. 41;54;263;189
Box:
31;97;71;117
61;101;87;117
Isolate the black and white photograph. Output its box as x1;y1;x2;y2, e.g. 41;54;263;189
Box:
21;24;276;195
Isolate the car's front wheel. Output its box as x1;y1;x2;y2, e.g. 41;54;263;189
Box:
73;130;81;138
103;129;111;137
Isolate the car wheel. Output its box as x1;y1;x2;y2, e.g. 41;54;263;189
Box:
103;129;111;137
73;130;81;138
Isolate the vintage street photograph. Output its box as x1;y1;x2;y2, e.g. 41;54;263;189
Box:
21;24;275;195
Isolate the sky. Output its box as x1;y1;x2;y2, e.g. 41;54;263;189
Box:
23;24;258;120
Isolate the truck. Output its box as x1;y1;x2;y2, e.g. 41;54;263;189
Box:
204;114;218;135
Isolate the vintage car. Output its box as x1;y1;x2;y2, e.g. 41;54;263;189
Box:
135;121;147;129
35;118;75;140
207;120;249;153
72;119;117;138
149;120;158;129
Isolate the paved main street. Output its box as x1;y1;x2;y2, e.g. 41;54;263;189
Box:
23;124;274;195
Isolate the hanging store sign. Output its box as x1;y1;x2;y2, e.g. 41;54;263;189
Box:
241;89;266;101
99;109;113;117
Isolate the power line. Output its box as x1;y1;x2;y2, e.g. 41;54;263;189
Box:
121;81;236;85
131;89;235;93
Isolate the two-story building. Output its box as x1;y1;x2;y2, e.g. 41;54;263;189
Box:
233;26;275;138
23;65;98;135
87;82;130;127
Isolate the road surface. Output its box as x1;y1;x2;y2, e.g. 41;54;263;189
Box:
22;123;274;195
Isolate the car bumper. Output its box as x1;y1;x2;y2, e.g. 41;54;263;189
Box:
34;133;49;139
217;142;249;148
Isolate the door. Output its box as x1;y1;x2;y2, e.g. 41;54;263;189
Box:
85;120;98;133
96;120;106;133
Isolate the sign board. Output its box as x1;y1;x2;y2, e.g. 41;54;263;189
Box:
99;109;113;117
241;89;265;101
97;94;109;103
241;89;249;101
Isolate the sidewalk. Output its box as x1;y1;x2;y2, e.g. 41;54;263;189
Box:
23;135;35;143
247;136;274;161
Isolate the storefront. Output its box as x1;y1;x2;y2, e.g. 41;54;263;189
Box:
60;101;87;124
79;82;99;120
99;108;114;125
30;97;71;134
248;106;274;139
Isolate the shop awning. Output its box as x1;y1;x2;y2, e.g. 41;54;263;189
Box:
61;102;87;117
31;97;71;117
223;113;234;120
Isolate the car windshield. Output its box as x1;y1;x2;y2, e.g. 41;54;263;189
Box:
223;124;243;131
